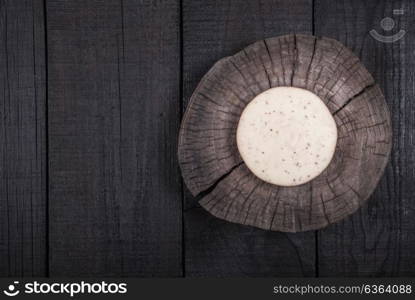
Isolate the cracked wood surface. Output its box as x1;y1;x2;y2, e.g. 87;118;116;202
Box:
179;33;391;233
1;0;413;277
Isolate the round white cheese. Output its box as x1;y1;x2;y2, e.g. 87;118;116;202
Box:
236;87;337;186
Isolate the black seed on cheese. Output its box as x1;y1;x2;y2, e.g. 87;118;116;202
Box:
236;87;337;187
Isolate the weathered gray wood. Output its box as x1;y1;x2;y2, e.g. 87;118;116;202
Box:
183;0;316;276
47;0;182;276
316;0;415;276
179;57;244;196
0;0;47;276
179;33;391;233
293;35;375;112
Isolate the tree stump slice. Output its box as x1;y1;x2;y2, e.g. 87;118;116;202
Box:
178;34;392;232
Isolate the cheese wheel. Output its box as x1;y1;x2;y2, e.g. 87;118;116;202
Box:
236;87;337;186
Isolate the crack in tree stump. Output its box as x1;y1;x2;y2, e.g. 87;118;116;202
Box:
178;34;392;232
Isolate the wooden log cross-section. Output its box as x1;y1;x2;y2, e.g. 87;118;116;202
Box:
178;34;392;233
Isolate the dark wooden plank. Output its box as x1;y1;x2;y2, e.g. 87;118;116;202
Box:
316;0;415;276
183;0;316;276
47;0;182;276
0;0;47;276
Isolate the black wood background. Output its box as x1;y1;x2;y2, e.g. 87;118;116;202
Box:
0;0;413;277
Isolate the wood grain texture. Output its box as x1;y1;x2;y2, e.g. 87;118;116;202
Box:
0;0;47;276
47;0;182;276
183;0;316;276
0;0;410;277
179;33;391;232
316;0;415;276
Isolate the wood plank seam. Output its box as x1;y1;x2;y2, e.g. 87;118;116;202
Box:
43;0;50;278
